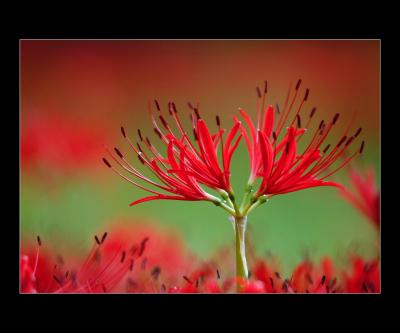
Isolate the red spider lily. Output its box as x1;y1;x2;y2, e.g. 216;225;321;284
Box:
343;256;380;293
238;80;365;203
289;257;337;293
102;80;366;283
340;167;380;228
103;101;242;213
21;231;149;293
252;259;288;293
96;222;195;292
20;222;196;293
167;257;339;294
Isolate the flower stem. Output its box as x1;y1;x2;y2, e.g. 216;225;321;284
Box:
234;215;248;287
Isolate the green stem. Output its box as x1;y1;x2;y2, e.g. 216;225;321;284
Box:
234;215;248;288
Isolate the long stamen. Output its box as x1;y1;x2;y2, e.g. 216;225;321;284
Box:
102;157;168;196
32;235;42;277
275;79;302;137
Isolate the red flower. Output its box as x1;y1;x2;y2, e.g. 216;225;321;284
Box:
20;222;196;293
252;259;287;293
340;167;380;228
289;257;337;293
21;231;148;293
343;256;380;293
238;80;364;201
103;101;241;212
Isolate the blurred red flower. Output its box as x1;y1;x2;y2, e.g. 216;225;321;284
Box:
21;113;105;171
20;222;193;293
341;167;380;228
343;256;380;293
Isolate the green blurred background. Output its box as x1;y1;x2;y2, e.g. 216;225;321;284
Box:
21;40;380;274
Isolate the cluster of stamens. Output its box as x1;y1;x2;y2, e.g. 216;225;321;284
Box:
103;79;365;217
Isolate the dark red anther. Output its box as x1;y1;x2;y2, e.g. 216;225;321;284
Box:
362;282;369;292
121;126;126;138
272;131;277;141
167;102;173;115
101;232;108;244
187;102;194;110
129;259;134;271
53;275;62;285
321;275;326;285
137;129;143;142
170;102;177;114
264;80;268;93
102;158;112;168
136;143;143;153
151;266;161;280
37;235;42;247
345;136;355;146
120;251;126;263
285;142;290;154
269;277;274;289
145;137;151;146
306;273;313;284
193;128;198;141
138;237;149;256
304;88;310;101
216;115;221;127
154;99;161;111
138;154;145;165
295;79;302;90
275;272;281;279
332;113;340;125
318;120;325;130
296;114;301;128
94;235;101;245
354;127;362;138
359;141;365;154
322;144;331;154
256;86;262;98
114;147;123;158
159;115;168;129
194;108;201;120
337;136;347;148
309;107;316;118
154;127;162;139
319;123;326;135
183;276;192;284
217;269;221;279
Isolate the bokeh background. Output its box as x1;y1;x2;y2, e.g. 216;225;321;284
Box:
20;40;380;274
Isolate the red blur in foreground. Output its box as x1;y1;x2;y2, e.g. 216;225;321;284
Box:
21;223;193;293
21;246;380;294
21;225;380;293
